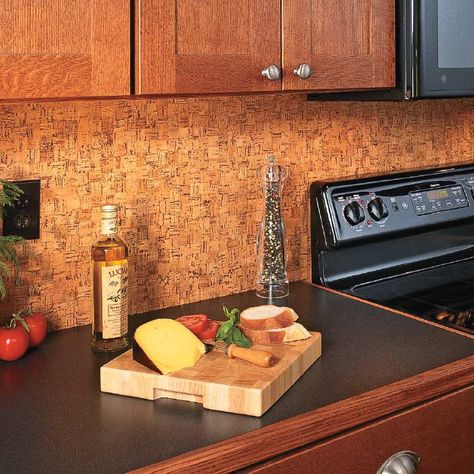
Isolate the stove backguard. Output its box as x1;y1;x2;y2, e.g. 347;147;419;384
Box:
311;165;474;290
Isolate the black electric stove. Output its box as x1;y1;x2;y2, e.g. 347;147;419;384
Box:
310;164;474;335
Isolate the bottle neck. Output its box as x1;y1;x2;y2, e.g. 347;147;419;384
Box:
101;216;118;237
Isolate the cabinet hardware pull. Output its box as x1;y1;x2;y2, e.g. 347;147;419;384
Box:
261;64;281;81
293;63;312;79
377;451;421;474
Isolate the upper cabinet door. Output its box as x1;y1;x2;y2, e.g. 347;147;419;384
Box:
283;0;395;92
136;0;281;95
0;1;130;99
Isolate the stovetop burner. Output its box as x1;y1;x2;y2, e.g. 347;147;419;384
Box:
434;309;474;330
349;258;474;334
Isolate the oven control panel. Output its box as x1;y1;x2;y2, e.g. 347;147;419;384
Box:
310;166;474;248
410;186;468;215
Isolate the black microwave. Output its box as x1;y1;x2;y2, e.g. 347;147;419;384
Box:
309;0;474;101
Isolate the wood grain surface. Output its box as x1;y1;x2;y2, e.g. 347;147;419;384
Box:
130;355;474;473
243;385;474;474
101;332;321;416
137;0;281;94
283;0;395;91
0;95;473;330
0;0;130;98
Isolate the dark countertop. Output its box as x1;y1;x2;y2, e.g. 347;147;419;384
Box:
1;282;473;473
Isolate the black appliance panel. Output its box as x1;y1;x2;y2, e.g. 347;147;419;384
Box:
419;0;474;96
311;167;474;249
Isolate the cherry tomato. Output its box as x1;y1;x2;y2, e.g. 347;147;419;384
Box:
23;313;48;347
176;314;208;335
0;324;29;362
197;320;220;340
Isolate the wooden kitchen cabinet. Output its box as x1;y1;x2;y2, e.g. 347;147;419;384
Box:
245;385;474;474
136;0;281;95
0;1;130;99
136;0;395;95
283;0;395;92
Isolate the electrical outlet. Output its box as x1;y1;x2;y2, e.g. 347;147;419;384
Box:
2;180;41;240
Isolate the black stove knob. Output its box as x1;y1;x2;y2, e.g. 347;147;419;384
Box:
368;197;388;221
343;201;365;226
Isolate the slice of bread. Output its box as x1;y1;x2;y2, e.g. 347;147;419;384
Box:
241;322;311;345
240;305;298;330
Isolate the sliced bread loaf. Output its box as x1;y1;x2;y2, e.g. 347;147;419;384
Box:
240;305;298;330
240;322;311;345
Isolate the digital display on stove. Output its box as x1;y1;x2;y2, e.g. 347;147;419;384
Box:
410;186;468;216
426;189;449;200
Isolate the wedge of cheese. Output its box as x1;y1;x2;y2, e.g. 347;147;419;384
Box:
133;318;206;375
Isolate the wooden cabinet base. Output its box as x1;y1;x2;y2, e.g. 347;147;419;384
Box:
245;385;474;474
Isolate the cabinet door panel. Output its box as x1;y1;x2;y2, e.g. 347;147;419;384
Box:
283;0;395;92
137;0;281;94
0;1;130;99
246;385;474;474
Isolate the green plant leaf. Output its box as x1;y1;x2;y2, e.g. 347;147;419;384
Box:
0;275;5;300
217;306;252;348
0;260;10;277
0;182;24;301
0;236;22;263
226;326;252;348
0;180;23;213
216;319;234;341
223;305;240;322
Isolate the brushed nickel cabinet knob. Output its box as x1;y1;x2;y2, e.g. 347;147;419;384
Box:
261;64;281;81
377;451;421;474
293;63;312;79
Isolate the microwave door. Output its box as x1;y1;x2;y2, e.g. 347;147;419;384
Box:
419;0;474;97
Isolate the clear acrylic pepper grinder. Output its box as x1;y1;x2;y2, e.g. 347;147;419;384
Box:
256;156;289;299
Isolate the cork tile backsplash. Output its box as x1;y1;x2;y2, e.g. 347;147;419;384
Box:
0;94;473;330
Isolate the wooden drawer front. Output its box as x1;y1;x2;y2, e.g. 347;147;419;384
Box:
0;1;130;99
246;385;474;474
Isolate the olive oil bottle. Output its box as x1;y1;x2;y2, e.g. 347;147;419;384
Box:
91;205;129;352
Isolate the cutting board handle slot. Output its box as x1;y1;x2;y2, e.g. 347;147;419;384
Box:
154;388;204;405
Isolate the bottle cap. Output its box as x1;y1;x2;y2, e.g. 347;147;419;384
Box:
101;204;118;218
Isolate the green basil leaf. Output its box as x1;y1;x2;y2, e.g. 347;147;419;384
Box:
229;327;252;348
223;305;240;323
233;308;241;325
216;320;233;341
219;305;249;347
222;305;233;320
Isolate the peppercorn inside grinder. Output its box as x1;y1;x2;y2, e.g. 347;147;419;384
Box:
256;156;289;299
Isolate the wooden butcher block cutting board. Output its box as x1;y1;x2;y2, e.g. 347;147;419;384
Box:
100;332;321;416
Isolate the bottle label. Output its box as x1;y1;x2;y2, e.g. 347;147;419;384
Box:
101;263;128;339
101;217;118;235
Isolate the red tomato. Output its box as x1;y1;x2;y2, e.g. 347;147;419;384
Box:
176;314;208;335
0;324;29;362
23;313;48;347
197;320;220;340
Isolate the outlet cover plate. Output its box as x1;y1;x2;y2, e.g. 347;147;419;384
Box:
2;180;41;240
